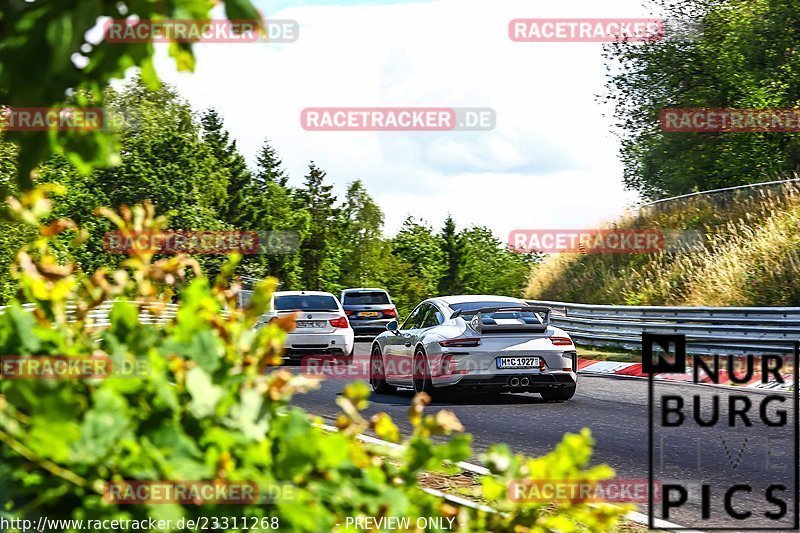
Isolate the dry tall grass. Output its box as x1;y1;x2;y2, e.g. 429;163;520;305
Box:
525;182;800;306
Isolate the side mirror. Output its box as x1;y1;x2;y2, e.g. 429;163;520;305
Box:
386;320;399;334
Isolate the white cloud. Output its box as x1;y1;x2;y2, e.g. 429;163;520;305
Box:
153;0;650;236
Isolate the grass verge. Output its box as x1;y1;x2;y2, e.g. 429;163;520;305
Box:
525;181;800;307
577;344;641;363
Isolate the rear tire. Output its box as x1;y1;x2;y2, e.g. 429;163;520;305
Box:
540;387;576;402
370;346;396;394
412;349;435;398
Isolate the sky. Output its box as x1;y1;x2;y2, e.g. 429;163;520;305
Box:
151;0;657;239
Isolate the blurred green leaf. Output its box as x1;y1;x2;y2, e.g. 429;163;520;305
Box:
185;366;223;418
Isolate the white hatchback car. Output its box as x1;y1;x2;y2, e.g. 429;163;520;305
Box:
258;291;355;361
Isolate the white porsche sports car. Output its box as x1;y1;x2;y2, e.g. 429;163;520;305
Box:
370;295;578;401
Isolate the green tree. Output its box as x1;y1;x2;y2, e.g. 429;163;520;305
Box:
460;226;536;296
604;0;800;199
35;78;232;279
376;252;428;319
391;217;445;298
255;140;290;187
338;180;386;288
95;79;224;229
438;215;465;295
237;140;307;289
296;162;337;290
1;80;317;300
201;108;251;224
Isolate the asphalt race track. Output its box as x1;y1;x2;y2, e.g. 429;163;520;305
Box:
288;341;798;530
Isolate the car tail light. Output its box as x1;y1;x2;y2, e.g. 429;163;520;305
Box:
329;316;349;328
382;308;398;318
438;338;481;348
550;336;573;346
345;310;355;316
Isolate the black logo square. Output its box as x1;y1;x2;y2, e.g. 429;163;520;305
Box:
642;333;686;373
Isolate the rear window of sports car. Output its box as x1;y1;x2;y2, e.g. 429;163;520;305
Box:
274;295;338;311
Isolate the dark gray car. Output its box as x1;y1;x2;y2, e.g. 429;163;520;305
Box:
340;288;398;337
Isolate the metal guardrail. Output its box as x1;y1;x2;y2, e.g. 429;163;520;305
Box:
526;299;800;355
0;301;180;327
638;176;800;210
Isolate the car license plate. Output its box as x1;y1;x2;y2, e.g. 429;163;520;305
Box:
497;357;540;369
296;321;325;329
359;311;380;317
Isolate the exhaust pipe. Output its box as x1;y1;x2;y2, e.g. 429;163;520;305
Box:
509;377;520;387
520;377;530;387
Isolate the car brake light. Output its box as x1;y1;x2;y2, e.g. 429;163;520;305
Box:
438;338;481;348
382;308;398;318
345;310;355;316
329;316;349;328
550;337;573;346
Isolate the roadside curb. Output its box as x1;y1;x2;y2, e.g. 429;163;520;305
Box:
578;357;793;393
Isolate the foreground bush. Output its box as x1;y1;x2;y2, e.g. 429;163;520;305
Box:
0;187;626;532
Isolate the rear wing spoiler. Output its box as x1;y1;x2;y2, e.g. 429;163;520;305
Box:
456;305;552;334
525;301;567;318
